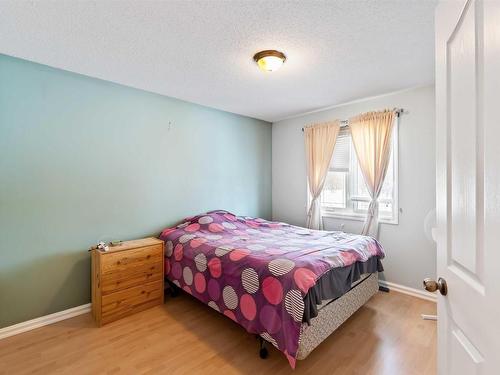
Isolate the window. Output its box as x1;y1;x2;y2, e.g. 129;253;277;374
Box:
319;122;398;224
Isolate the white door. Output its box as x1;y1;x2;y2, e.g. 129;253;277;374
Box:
435;0;500;374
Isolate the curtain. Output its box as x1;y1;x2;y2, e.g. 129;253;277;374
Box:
304;121;341;229
349;110;395;237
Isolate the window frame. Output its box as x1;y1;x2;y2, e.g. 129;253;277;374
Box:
319;119;399;225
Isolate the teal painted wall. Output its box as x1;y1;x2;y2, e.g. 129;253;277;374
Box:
0;54;271;328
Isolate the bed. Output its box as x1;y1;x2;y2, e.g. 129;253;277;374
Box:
159;210;384;368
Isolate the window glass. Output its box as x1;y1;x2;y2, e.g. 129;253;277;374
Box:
319;122;398;223
321;171;347;208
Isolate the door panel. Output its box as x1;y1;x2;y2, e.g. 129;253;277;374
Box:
436;0;500;373
447;0;479;276
450;327;483;375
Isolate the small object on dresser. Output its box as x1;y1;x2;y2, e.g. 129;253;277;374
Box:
91;237;165;326
88;241;109;252
97;241;109;252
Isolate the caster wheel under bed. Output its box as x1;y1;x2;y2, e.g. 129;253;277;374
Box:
258;337;269;359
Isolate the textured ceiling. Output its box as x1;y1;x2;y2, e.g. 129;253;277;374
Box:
0;0;437;122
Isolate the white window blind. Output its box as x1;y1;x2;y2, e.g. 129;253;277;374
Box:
330;129;350;171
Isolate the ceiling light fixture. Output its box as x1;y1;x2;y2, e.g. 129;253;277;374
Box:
253;50;286;72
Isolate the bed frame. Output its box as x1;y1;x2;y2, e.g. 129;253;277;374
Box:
168;272;379;361
259;272;379;360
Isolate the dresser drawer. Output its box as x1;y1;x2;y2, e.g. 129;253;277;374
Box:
101;244;163;274
101;280;163;324
100;261;163;295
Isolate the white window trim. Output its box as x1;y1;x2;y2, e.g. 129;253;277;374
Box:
320;119;399;225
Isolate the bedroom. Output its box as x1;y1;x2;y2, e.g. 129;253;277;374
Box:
0;1;498;374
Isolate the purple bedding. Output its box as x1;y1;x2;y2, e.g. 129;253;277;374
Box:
159;210;385;368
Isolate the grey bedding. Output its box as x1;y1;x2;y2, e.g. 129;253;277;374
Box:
303;256;383;323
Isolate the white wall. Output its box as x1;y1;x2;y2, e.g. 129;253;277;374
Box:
272;85;436;290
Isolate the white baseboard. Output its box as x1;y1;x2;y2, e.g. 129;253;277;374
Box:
0;303;91;340
0;280;434;340
379;280;437;302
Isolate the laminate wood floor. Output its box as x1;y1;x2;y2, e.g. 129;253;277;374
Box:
0;290;436;375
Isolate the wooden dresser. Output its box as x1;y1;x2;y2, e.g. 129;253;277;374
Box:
91;237;165;326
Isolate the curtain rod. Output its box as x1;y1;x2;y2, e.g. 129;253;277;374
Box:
301;107;404;132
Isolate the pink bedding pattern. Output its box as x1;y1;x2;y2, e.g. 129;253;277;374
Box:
159;210;384;368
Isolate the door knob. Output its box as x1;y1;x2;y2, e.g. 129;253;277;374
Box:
423;277;448;296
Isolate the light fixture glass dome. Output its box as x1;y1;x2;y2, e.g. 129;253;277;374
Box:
253;50;286;72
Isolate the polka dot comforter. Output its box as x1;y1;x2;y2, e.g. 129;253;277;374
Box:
160;210;385;368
